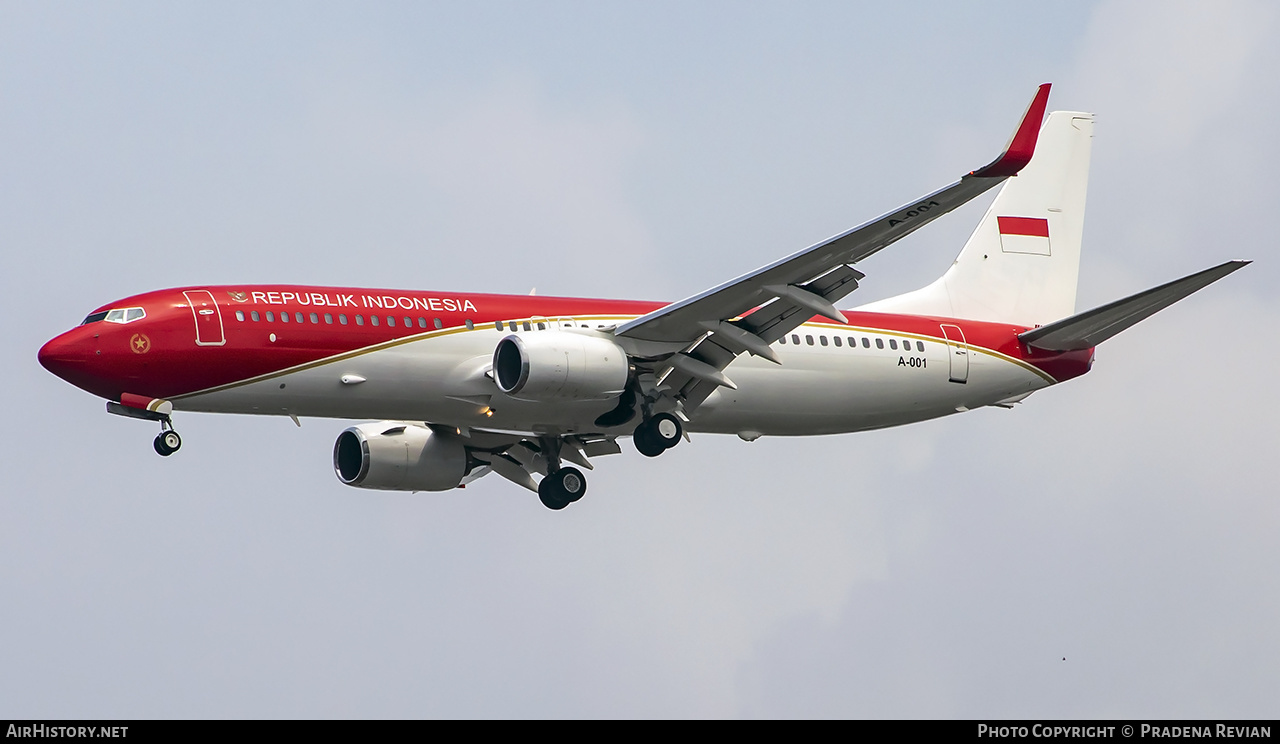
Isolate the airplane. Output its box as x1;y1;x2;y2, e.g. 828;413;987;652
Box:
38;84;1248;510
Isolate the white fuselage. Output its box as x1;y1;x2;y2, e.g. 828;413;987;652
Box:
174;315;1053;438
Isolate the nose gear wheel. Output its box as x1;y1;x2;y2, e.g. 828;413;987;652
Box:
152;418;182;456
154;429;182;456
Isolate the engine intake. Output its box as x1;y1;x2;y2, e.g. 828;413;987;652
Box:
492;331;628;402
333;422;467;491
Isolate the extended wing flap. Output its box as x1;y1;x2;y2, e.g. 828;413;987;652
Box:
1019;260;1250;351
744;264;865;342
658;263;867;401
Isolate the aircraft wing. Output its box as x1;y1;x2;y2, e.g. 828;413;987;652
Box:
1018;260;1250;351
617;83;1051;347
615;84;1052;410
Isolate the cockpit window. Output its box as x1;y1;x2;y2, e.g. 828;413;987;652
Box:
91;307;147;324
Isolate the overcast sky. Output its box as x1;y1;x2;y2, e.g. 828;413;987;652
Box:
2;0;1276;718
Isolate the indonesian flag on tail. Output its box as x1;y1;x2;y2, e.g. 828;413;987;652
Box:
998;216;1051;256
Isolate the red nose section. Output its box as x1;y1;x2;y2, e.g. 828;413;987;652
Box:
38;330;116;400
38;333;86;381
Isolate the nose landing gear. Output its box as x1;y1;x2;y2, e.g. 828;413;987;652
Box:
153;422;182;457
106;398;184;457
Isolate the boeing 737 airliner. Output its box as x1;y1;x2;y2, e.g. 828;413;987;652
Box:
38;85;1248;509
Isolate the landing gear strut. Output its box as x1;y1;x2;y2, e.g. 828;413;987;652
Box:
153;421;182;457
533;437;587;510
106;399;183;457
538;466;586;510
634;412;682;457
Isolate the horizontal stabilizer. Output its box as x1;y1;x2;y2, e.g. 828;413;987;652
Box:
1019;260;1250;351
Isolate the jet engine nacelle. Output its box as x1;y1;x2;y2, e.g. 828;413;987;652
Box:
333;422;467;491
492;331;628;402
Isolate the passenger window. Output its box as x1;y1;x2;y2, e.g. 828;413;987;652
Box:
387;316;395;327
339;314;347;325
862;338;870;348
418;317;427;329
266;311;274;322
806;335;814;346
875;338;884;349
523;321;531;332
465;319;474;330
295;312;304;323
889;339;898;350
355;315;364;326
280;312;290;323
820;336;828;347
791;334;800;345
916;341;925;352
251;311;260;322
833;336;841;347
324;313;333;324
495;321;504;331
849;337;858;348
404;316;412;328
435;318;444;329
779;336;786;345
235;311;245;322
537;322;546;330
309;312;319;324
370;315;379;327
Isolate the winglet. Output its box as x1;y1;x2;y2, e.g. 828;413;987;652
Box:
970;83;1052;178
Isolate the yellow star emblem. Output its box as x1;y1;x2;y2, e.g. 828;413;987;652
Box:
130;333;151;354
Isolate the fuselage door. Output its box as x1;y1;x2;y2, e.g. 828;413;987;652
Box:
939;324;968;384
184;290;226;347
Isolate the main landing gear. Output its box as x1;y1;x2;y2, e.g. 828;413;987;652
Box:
633;412;682;458
153;421;182;457
533;437;587;510
538;466;587;511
